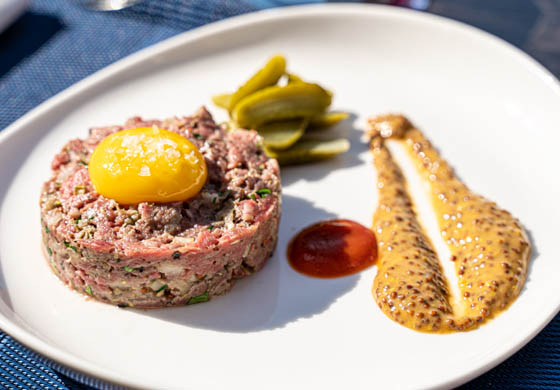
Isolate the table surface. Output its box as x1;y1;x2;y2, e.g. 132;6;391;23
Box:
1;0;559;389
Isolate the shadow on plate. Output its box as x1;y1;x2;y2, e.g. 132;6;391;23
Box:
0;106;57;310
281;112;368;187
133;194;360;332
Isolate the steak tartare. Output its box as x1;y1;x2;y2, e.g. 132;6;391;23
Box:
40;107;281;308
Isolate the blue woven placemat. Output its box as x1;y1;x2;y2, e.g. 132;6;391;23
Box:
1;1;559;389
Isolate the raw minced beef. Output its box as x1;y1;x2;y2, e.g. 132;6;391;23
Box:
40;107;281;308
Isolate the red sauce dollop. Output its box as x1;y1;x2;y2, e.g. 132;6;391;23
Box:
287;219;378;278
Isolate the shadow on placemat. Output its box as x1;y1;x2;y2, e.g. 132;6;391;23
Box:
109;0;258;31
0;12;65;78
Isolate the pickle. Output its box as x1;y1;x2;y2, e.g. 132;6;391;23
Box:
287;73;304;83
310;112;349;128
228;55;286;112
233;82;332;128
258;118;307;150
265;138;350;166
288;73;335;97
212;93;231;109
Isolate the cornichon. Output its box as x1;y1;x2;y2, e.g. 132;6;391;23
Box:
265;138;350;166
287;73;304;83
233;82;332;128
309;112;349;128
257;118;308;150
227;55;286;113
212;93;231;109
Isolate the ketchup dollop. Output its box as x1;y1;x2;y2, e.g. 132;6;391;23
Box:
287;219;378;278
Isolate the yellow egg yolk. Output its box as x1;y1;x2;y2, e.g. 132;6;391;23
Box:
89;127;207;204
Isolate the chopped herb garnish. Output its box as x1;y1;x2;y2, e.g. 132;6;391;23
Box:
256;188;271;197
85;285;93;296
208;225;214;231
116;258;121;263
212;197;217;204
172;251;180;259
64;241;78;252
187;292;209;305
47;247;52;256
192;133;203;140
155;284;169;293
44;225;50;233
250;194;256;200
79;160;88;167
124;266;134;272
75;217;81;225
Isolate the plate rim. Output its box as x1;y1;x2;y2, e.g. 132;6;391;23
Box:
1;3;559;389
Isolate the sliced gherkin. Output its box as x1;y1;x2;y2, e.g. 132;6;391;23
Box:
265;138;350;166
287;73;304;83
258;118;308;150
212;93;232;109
232;82;331;128
309;112;349;128
228;55;286;112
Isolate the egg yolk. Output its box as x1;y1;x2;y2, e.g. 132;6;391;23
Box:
89;127;207;204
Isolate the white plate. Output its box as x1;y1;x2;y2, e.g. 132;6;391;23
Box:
1;4;560;390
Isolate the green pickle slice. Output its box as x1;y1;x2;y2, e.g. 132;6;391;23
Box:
228;55;286;113
211;55;350;166
286;73;304;83
265;138;350;166
233;82;332;128
309;112;349;128
257;118;308;150
212;93;232;109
